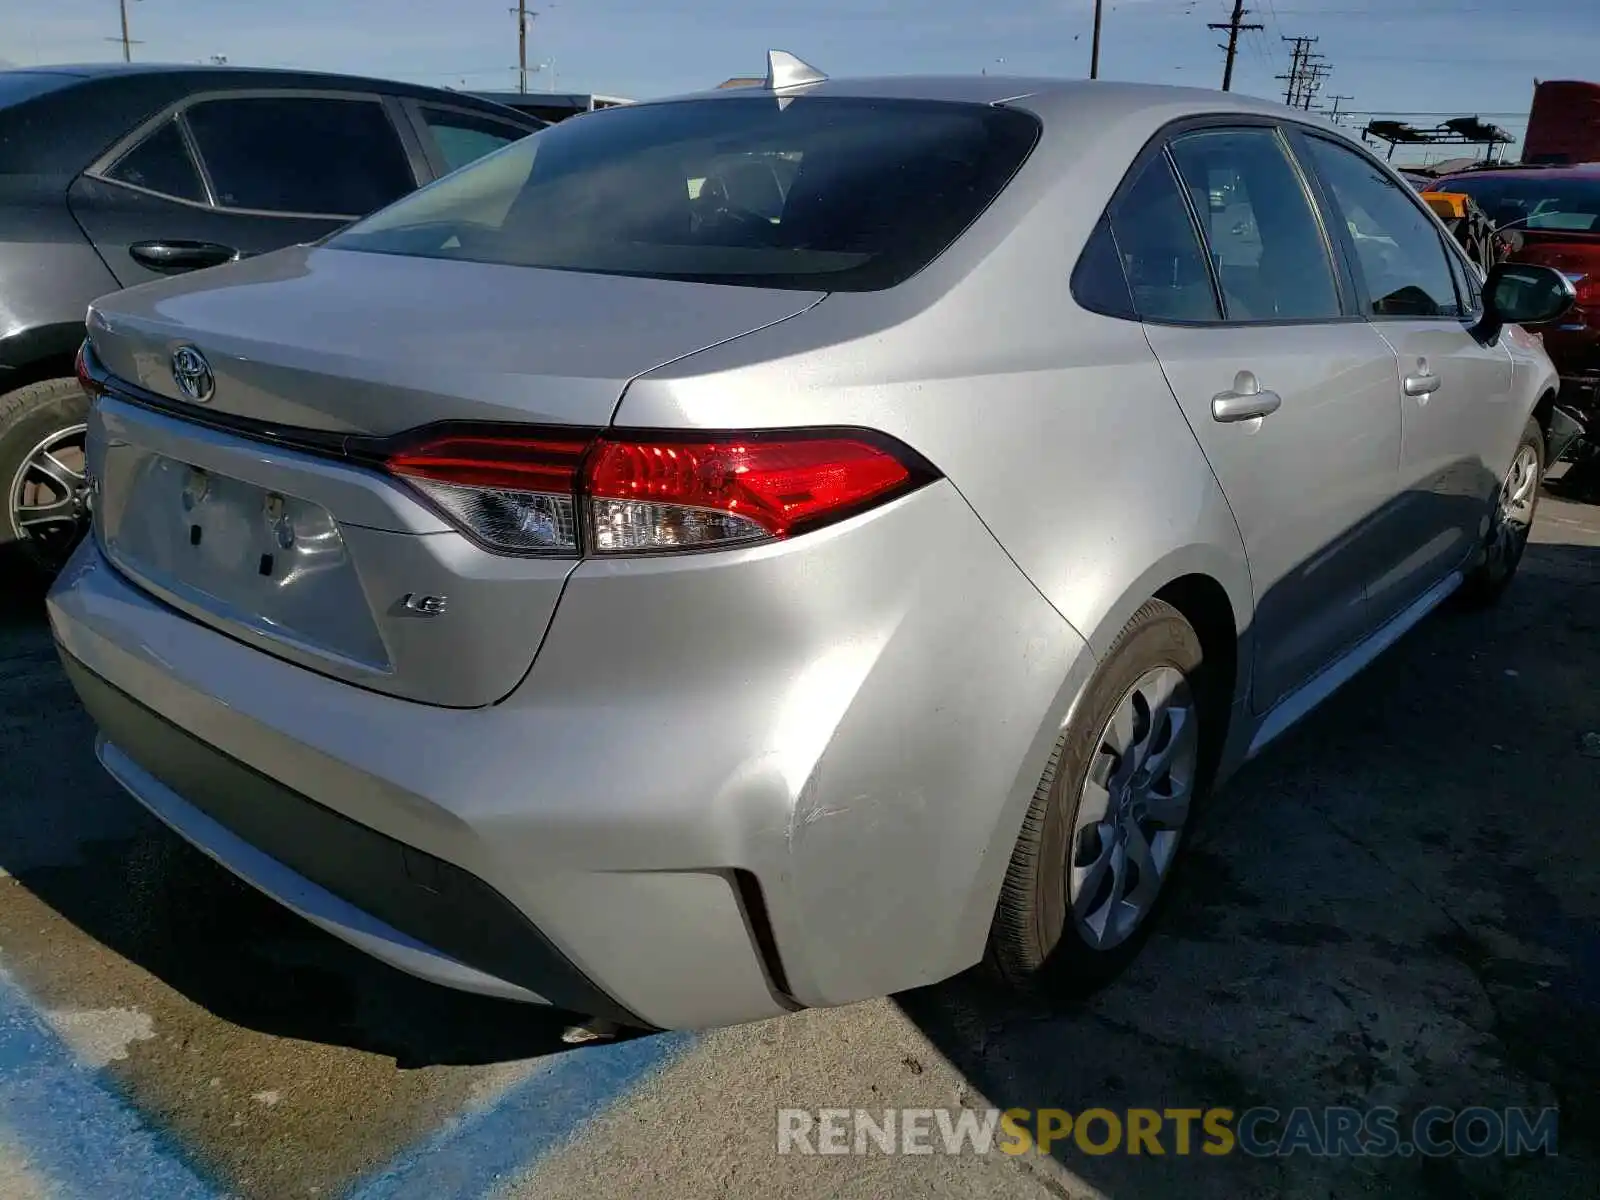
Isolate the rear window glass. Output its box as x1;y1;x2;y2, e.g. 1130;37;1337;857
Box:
330;97;1041;291
1441;174;1600;233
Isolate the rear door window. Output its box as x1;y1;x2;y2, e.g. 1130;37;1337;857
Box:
418;106;533;173
1106;153;1220;323
330;97;1041;291
104;117;207;204
184;95;416;216
1301;135;1462;318
1168;126;1342;321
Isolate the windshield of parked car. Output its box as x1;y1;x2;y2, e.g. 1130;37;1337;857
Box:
329;96;1041;291
1439;173;1600;232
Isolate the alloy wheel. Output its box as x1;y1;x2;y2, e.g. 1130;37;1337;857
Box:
1069;665;1199;951
1486;441;1540;573
7;423;90;566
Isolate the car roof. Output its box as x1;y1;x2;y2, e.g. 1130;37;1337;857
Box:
0;63;536;176
646;74;1297;119
10;61;517;105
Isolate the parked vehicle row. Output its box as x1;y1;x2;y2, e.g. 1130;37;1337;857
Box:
1424;164;1600;454
15;54;1580;1032
1;63;541;575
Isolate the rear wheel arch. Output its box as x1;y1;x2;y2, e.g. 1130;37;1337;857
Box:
1154;573;1239;790
957;563;1244;982
0;322;85;393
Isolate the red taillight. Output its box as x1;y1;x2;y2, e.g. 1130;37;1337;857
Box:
585;435;913;552
1573;274;1600;309
382;428;929;557
386;434;590;494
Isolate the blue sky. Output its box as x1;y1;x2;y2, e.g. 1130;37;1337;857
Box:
2;0;1594;152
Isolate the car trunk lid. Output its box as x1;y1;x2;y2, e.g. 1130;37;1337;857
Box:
87;245;822;434
84;245;823;707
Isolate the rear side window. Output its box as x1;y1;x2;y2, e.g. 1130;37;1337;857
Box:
1168;127;1341;321
1071;216;1136;320
1107;154;1220;322
185;96;415;216
330;97;1041;292
105;118;206;204
419;106;531;173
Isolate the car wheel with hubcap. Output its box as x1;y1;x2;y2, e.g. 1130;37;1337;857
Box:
988;598;1208;1003
1459;416;1543;607
0;377;92;576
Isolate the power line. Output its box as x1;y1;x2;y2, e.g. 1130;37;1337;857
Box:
1208;1;1264;92
1261;0;1284;39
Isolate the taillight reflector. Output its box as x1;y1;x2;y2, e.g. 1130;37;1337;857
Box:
382;428;930;557
386;433;591;555
75;342;104;399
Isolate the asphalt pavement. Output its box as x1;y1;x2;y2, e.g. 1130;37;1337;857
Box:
0;487;1595;1199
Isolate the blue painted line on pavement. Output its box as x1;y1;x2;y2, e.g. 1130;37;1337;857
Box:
346;1031;694;1200
0;970;218;1200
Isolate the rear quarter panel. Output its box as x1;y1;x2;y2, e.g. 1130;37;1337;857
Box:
613;103;1255;992
616;101;1254;662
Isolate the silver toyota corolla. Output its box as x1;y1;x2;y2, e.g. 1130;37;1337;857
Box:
49;56;1574;1031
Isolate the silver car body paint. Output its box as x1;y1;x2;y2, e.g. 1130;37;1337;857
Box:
50;77;1560;1028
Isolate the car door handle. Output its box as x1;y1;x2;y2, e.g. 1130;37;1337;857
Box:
128;240;240;274
1211;384;1282;423
1403;372;1441;397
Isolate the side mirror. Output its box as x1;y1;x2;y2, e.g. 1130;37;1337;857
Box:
1482;262;1576;328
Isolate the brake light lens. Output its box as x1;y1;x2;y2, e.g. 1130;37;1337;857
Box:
1569;273;1600;309
382;429;929;557
585;436;912;552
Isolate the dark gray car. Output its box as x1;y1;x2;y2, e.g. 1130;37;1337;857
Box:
0;63;541;575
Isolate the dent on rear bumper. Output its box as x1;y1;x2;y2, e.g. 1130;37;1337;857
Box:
49;480;1093;1025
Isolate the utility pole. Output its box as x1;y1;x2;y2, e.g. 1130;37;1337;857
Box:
1277;35;1322;109
1090;0;1103;80
108;0;144;62
511;2;539;95
1209;1;1263;93
1301;59;1331;110
1325;93;1353;123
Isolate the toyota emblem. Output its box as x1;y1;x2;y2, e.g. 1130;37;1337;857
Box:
171;345;215;403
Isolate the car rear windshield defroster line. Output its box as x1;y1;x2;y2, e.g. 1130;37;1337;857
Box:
329;96;1041;292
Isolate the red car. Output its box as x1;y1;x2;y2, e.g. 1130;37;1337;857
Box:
1426;165;1600;434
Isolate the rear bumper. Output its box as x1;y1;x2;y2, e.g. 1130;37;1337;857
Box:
48;480;1093;1030
64;652;635;1020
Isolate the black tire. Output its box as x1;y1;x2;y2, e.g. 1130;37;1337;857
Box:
0;377;91;575
988;599;1208;1004
1459;416;1543;608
